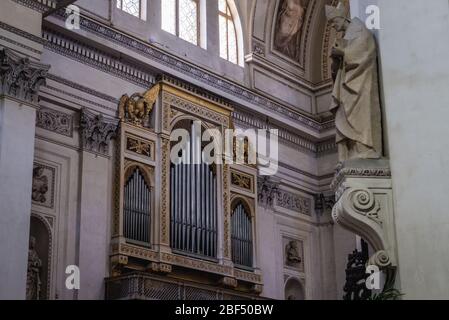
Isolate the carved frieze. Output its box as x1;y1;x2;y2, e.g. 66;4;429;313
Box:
80;108;118;156
231;171;253;192
126;136;154;160
36;107;73;137
0;49;49;104
276;190;311;216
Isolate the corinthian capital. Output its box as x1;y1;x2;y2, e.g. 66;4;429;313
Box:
80;108;118;156
0;49;50;104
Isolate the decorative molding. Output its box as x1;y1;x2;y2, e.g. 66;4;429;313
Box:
160;138;170;245
164;91;230;127
36;107;73;137
0;21;45;45
232;110;336;157
46;73;119;104
223;164;231;259
231;171;253;192
7;3;337;132
276;190;311;216
80;108;118;156
0;34;42;55
0;48;49;104
11;0;56;13
126;135;154;160
331;162;392;199
42;29;155;88
43;8;332;132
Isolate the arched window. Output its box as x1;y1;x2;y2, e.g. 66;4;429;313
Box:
219;0;242;65
162;0;200;46
123;167;152;245
170;120;218;258
231;201;253;268
117;0;146;19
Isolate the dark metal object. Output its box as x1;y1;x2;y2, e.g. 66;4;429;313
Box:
343;239;371;300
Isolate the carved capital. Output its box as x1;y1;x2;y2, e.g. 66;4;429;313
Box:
257;176;279;208
80;108;118;156
331;159;397;271
0;49;50;104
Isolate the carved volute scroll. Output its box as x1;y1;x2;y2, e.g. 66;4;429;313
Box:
331;159;398;289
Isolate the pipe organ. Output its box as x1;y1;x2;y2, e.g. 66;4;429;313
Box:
108;76;263;299
170;122;218;258
231;202;253;268
123;167;152;245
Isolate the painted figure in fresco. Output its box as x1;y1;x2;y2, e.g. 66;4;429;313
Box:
274;0;306;60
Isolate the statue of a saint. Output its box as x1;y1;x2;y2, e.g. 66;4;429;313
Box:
326;3;383;162
26;236;42;300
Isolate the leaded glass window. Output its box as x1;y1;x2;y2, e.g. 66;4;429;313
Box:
161;0;199;46
219;0;238;64
117;0;142;18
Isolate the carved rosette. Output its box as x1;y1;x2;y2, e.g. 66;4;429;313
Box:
80;108;118;156
331;160;397;287
0;49;50;104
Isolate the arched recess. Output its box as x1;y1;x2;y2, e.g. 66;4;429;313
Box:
249;0;342;86
284;277;305;300
223;0;245;66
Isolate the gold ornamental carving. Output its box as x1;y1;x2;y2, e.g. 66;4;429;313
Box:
119;84;160;126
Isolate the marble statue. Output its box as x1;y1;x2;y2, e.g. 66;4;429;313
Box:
274;0;306;60
26;237;42;300
32;166;48;203
286;240;302;266
326;3;383;162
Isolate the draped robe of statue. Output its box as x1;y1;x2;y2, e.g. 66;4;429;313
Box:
331;18;382;161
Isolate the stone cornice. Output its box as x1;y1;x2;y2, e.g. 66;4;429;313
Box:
0;48;50;105
11;0;337;133
44;6;333;132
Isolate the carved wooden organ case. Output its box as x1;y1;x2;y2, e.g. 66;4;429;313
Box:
110;76;262;294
